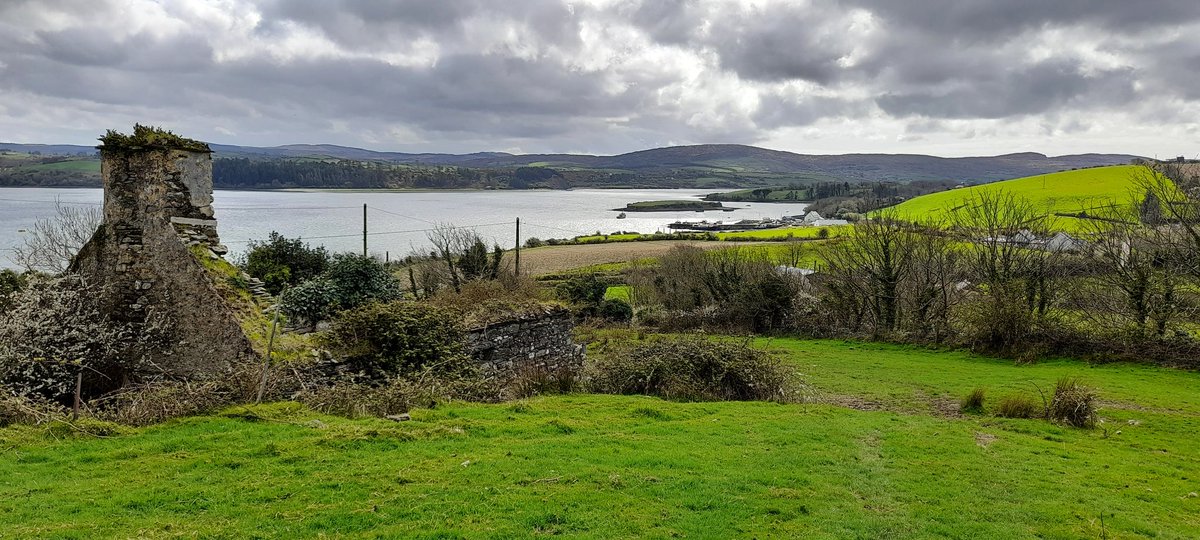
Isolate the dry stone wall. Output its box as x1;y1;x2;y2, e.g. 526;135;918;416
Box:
464;307;585;382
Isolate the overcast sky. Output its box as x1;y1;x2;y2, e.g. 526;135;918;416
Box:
1;0;1198;157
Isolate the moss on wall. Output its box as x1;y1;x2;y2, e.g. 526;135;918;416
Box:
98;124;211;153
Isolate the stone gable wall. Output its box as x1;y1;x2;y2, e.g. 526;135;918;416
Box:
69;147;255;379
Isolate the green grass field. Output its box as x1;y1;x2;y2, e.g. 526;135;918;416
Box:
570;226;849;244
3;338;1198;538
23;159;101;173
887;165;1145;230
604;285;631;302
716;225;850;241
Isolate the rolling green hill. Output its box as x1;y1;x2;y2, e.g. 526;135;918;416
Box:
886;165;1148;229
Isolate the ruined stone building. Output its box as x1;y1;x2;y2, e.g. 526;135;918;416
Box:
69;128;256;380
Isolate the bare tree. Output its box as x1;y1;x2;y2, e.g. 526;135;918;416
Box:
951;191;1066;352
902;225;964;342
779;239;807;268
1135;162;1200;264
427;224;472;293
1079;200;1188;337
823;213;915;336
425;224;506;294
12;200;100;274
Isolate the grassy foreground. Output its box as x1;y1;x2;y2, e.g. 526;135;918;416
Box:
3;339;1199;538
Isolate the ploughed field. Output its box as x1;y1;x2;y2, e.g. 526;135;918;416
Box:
2;339;1198;538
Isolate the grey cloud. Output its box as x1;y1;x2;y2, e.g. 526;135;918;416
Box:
876;60;1137;119
1;0;1198;154
754;93;864;130
260;0;584;53
33;28;214;72
848;0;1200;41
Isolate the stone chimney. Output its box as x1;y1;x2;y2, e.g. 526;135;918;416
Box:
70;126;255;379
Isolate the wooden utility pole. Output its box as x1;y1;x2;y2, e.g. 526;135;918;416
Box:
515;217;521;276
362;204;368;257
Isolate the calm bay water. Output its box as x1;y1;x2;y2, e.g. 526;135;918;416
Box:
0;188;809;267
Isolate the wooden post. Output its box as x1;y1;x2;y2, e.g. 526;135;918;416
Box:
362;204;368;257
515;217;521;276
72;369;83;420
256;287;285;404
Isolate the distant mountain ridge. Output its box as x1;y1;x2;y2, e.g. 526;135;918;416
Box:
0;141;1139;185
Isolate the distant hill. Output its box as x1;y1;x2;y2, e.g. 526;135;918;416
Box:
886;164;1147;230
0;141;1139;189
453;145;1138;184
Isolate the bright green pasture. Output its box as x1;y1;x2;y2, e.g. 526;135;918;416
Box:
887;165;1146;230
2;338;1199;538
604;285;632;302
24;159;101;172
717;225;850;240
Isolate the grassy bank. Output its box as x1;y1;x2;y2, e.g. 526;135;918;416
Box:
2;338;1198;538
886;165;1145;230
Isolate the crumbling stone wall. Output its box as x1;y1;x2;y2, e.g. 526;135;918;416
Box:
69;144;255;379
463;307;585;382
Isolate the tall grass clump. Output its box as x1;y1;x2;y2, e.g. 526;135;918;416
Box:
1048;377;1097;428
996;393;1039;419
585;336;801;402
960;387;986;413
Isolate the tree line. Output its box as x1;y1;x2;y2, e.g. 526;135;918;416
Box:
627;163;1200;367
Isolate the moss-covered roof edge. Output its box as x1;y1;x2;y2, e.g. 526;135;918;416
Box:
97;124;212;153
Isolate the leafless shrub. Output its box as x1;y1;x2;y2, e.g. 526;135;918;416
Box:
12;199;100;274
0;387;66;427
585;336;801;402
91;380;231;426
295;370;506;419
631;246;805;333
296;380;415;418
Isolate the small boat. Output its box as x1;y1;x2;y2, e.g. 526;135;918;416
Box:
616;212;627;219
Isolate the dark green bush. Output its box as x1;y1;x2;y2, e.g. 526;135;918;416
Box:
279;253;402;326
556;274;608;306
242;232;330;294
320;301;469;378
1048;377;1097;428
323;253;403;309
996;393;1039;419
0;269;27;312
280;278;339;328
597;298;633;322
586;336;800;402
960;387;986;413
